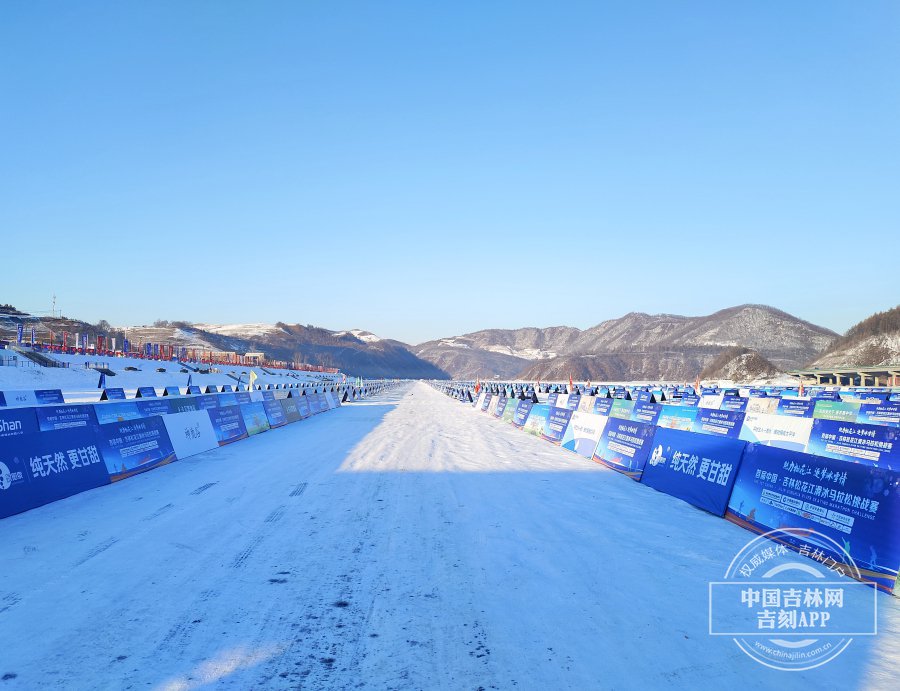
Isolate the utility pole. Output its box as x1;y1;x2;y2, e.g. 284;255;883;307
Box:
51;294;57;318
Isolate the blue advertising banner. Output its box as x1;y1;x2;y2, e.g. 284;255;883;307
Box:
35;405;98;432
93;401;142;425
96;416;177;481
776;399;815;417
512;399;534;428
34;389;66;405
186;385;202;395
217;392;239;407
805;419;900;469
493;394;508;417
0;426;110;520
261;390;276;401
280;397;302;423
656;405;697;431
738;412;813;452
719;397;748;412
168;398;199;414
307;393;323;415
480;392;494;412
547;392;559;408
235;391;252;405
295;395;312;419
566;393;581;411
593;418;656;480
100;388;126;401
316;391;329;412
631;402;662;425
240;402;271;435
194;394;219;410
609;399;635;420
641;428;746;516
0;407;39;439
692;409;745;438
136;399;173;418
561;411;609;457
263;399;287;428
857;403;899;428
207;406;249;445
593;398;614;416
541;406;573;445
725;444;900;593
136;386;157;398
163;386;181;397
813;401;861;422
523;403;550;437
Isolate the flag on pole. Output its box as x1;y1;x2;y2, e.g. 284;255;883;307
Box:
694;374;701;394
569;373;574;392
798;379;805;397
248;370;258;391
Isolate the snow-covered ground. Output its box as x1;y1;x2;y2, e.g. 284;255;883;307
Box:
1;382;898;689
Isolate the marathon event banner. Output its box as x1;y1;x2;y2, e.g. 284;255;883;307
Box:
295;395;312;419
657;405;697;431
493;394;508;417
631;402;662;425
776;399;815;417
316;391;330;412
858;403;900;427
96;416;177;482
566;393;581;411
279;397;302;423
263;399;287;428
136;399;174;418
609;399;635;420
725;443;900;593
307;393;323;415
719;397;748;412
641;428;746;516
240;401;271;435
813;400;861;422
501;399;519;423
592;398;614;416
195;394;220;410
547;392;559;408
561;411;609;458
35;405;98;432
207;406;249;446
738;412;813;452
480;392;494;413
34;389;65;405
523;404;550;437
593;418;656;480
692;409;745;438
169;398;199;414
0;407;40;439
512;399;535;429
136;386;157;398
0;426;110;520
100;387;126;401
161;411;218;460
805;419;900;469
541;406;573;445
218;392;239;407
93;401;142;425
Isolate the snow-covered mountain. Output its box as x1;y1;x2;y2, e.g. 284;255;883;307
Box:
806;305;900;369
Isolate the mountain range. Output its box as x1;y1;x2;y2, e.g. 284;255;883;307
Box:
2;303;898;382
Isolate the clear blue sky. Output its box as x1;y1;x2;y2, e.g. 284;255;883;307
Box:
2;1;898;344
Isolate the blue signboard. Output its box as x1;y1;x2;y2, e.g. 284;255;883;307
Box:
207;406;249;445
0;426;110;520
240;401;271;435
194;394;219;410
692;409;745;438
0;407;40;439
480;392;494;412
857;403;899;428
726;444;900;593
186;385;202;395
566;394;581;411
776;399;815;417
512;399;534;428
593;418;656;480
295;395;312;419
136;399;173;418
96;416;177;481
163;386;181;397
93;401;142;425
263;399;287;428
631;402;662;425
547;392;559;408
135;386;157;398
493;394;508;417
307;393;323;415
719;397;748;413
217;392;239;407
235;391;252;405
641;428;746;516
541;406;573;445
806;419;900;469
35;405;98;432
593;398;614;416
34;389;65;405
168;398;199;414
100;388;126;401
261;390;276;401
280;397;302;423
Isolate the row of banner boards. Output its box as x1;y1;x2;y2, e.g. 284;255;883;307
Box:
434;384;900;595
0;383;394;521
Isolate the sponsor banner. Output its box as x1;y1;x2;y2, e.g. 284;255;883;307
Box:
35;405;98;432
295;395;312;419
163;386;181;397
324;391;339;409
806;419;900;469
34;389;65;405
136;399;174;418
631;402;662;425
642;428;746;516
1;390;38;407
93;401;143;425
776;399;815;417
725;444;900;593
474;391;487;410
577;395;595;413
186;385;202;395
100;388;127;401
593;418;656;480
0;426;110;520
657;405;698;431
135;386;157;398
493;394;508;417
566;394;581;411
316;392;329;412
699;394;724;410
738;412;814;452
240;402;271;435
680;395;700;407
593;398;614;416
280;397;302;423
0;407;40;439
480;392;494;412
307;393;323;415
512;399;534;428
169;398;199;413
162;411;218;460
813;400;862;422
547;392;559;408
523;403;550;437
207;406;249;446
746;398;780;415
609;398;635;420
857;403;899;428
194;394;219;410
501;398;519;423
261;390;276;401
217;392;238;407
235;391;253;405
555;394;570;410
97;416;177;481
541;406;573;445
692;409;745;438
263;399;287;428
719;397;748;412
561;411;609;458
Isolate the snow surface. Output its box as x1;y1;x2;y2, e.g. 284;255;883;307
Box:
335;329;382;343
1;382;899;689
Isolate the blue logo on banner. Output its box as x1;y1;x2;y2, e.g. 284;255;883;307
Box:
541;406;573;444
0;407;40;438
593;418;656;480
0;426;110;519
641;428;746;516
96;416;177;481
726;444;900;593
806;419;900;469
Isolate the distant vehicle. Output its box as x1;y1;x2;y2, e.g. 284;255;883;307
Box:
156;367;166;373
124;366;140;371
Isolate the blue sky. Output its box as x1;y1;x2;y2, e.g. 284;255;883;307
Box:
2;1;898;344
